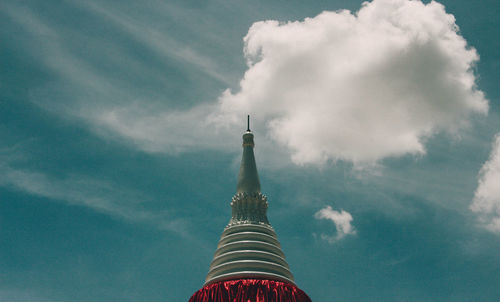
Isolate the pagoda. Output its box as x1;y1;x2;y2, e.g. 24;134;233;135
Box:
189;118;311;302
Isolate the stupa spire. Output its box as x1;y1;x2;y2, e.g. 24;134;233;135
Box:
189;118;311;302
236;116;261;194
203;120;293;285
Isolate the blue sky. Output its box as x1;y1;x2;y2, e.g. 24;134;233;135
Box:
1;0;499;301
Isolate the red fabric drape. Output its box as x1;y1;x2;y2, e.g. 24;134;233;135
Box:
189;279;311;302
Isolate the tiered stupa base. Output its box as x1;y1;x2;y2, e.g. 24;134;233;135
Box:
189;279;311;302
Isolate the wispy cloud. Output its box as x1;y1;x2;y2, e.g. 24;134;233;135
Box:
92;102;237;154
0;290;57;302
471;133;500;233
3;2;239;155
79;0;232;85
3;3;130;106
0;144;188;236
314;206;356;243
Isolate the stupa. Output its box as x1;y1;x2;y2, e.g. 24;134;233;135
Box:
189;117;311;302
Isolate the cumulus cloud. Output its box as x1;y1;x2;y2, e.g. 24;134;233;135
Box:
215;0;487;164
471;134;500;233
315;206;356;243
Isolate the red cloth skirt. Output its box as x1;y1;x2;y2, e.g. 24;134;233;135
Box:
189;279;311;302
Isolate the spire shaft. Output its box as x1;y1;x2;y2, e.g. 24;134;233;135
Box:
236;131;260;194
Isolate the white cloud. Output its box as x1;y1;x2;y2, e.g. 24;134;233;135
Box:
315;206;356;243
92;102;235;153
80;0;232;85
0;161;188;236
471;133;500;233
4;2;238;155
9;0;487;167
215;0;487;164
